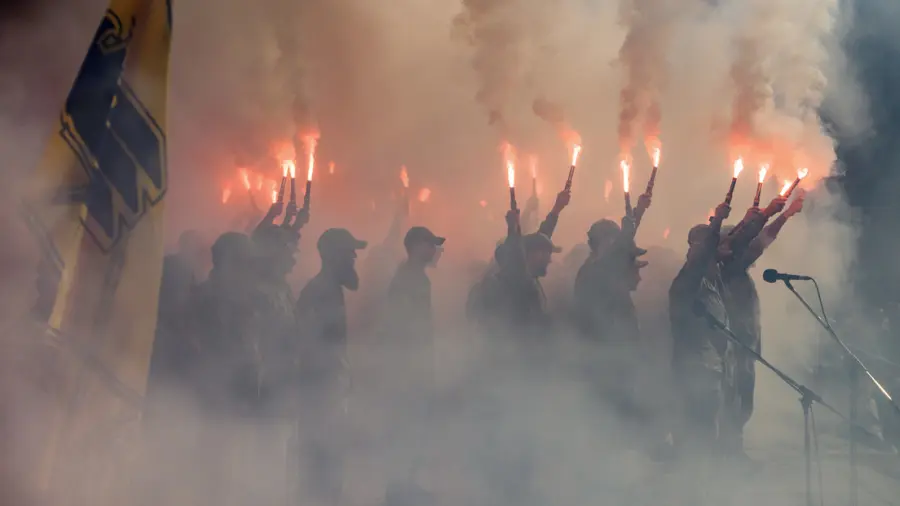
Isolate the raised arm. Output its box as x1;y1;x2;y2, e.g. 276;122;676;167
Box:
671;202;730;297
727;191;804;273
500;209;527;279
536;190;570;238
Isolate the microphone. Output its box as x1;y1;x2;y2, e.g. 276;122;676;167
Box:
762;268;813;284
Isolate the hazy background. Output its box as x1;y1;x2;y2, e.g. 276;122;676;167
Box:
2;0;900;504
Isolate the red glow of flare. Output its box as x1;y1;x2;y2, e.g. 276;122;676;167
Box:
255;174;263;191
571;144;582;167
239;169;251;190
303;135;318;181
270;181;278;204
480;200;488;207
400;166;410;188
620;157;632;194
733;158;744;178
222;186;232;204
604;180;613;202
645;137;661;167
529;155;538;179
328;161;335;175
282;160;296;179
663;227;670;239
797;167;809;179
779;180;792;196
502;142;516;188
418;188;431;202
758;164;769;183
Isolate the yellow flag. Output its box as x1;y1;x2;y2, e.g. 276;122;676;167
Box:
19;0;172;503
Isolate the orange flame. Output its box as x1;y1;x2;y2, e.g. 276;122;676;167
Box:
480;200;488;208
571;144;582;167
733;158;744;178
303;135;318;181
270;181;278;204
328;161;335;175
222;186;232;204
797;167;809;179
604;180;613;203
779;180;792;196
418;188;431;202
282;160;296;179
400;166;410;188
503;142;516;188
255;174;263;191
758;163;769;183
620;157;631;194
645;137;661;167
529;155;537;179
663;227;670;239
239;168;251;190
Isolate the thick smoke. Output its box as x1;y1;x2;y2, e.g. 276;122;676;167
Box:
0;0;888;504
616;0;671;153
453;0;523;133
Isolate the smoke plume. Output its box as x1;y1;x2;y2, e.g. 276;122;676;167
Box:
616;0;670;154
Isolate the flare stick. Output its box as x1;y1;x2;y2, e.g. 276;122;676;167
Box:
780;169;809;198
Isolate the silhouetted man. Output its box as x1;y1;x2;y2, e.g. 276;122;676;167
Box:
294;228;367;506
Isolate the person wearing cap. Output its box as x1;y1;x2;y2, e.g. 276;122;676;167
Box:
466;191;571;326
667;202;731;462
250;225;300;412
378;225;445;506
718;193;804;462
293;228;367;506
182;232;267;505
485;208;562;334
573;196;651;430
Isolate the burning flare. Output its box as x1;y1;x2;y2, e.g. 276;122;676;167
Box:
282;160;296;179
571;144;582;167
646;137;661;167
480;199;488;208
240;169;251;190
797;167;809;179
418;188;431;202
222;186;232;204
400;166;410;188
733;158;744;178
503;142;516;188
620;158;631;194
303;135;318;182
529;156;537;179
780;180;792;196
328;161;335;175
255;174;263;191
758;164;769;183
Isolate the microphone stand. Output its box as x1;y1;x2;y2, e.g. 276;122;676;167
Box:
694;302;847;506
777;279;900;506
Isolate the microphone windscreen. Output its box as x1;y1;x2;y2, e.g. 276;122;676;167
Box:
762;268;779;283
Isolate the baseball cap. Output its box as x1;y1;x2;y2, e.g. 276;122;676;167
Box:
587;219;621;244
523;232;562;253
688;224;711;245
317;228;368;255
211;232;257;266
403;226;446;251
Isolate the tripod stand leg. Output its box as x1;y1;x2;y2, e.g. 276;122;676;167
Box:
804;400;813;506
849;368;859;506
